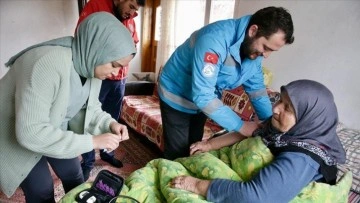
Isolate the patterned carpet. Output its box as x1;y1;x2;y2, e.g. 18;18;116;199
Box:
0;130;162;202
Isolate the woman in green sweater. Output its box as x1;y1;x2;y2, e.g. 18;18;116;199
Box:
0;12;136;202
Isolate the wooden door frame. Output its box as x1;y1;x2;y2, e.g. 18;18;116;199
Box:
77;0;87;14
140;0;159;72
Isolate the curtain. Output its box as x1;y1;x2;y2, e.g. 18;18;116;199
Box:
154;0;176;80
154;0;236;80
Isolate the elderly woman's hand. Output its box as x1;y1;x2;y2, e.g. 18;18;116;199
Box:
171;175;210;197
189;140;212;155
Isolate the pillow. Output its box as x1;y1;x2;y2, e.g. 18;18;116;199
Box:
262;66;273;87
132;72;155;82
221;86;254;121
221;87;280;122
152;66;164;98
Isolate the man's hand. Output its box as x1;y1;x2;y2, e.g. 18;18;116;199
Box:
239;121;261;137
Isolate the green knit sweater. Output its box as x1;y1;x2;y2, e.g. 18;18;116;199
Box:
0;46;115;197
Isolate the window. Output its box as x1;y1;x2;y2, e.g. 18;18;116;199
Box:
173;0;206;47
209;0;236;24
143;0;236;73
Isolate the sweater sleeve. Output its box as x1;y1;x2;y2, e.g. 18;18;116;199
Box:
86;95;116;136
15;48;94;159
207;152;322;203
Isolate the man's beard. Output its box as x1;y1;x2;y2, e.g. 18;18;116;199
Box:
240;35;256;60
113;6;124;21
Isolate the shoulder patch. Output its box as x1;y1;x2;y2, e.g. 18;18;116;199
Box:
204;52;218;64
202;63;216;77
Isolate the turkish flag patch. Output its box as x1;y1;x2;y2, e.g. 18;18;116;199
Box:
204;52;218;64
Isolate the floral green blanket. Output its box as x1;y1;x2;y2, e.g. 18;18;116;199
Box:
61;137;352;203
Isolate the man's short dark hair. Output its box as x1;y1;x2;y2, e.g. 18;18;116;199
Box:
137;0;145;6
248;6;294;44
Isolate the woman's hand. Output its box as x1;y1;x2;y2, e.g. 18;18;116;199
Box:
92;133;122;152
109;121;129;141
92;122;129;152
171;175;210;197
190;140;212;155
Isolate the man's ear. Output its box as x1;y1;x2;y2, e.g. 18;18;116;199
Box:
248;25;258;38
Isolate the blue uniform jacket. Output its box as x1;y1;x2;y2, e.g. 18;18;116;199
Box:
158;15;272;132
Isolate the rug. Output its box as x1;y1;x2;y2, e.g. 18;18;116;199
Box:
0;130;162;202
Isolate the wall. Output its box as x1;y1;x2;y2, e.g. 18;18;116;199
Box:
0;0;142;79
0;0;77;77
1;0;359;129
235;0;360;130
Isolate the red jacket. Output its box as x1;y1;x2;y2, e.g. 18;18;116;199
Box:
76;0;139;80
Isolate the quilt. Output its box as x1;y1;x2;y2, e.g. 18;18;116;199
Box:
60;137;352;203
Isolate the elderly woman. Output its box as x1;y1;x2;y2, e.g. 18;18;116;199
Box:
0;12;136;202
171;79;346;203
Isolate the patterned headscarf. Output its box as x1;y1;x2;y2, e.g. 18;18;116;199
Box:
5;12;136;78
258;79;346;164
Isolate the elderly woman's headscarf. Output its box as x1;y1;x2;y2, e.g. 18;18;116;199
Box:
258;80;346;165
5;12;136;78
282;79;346;164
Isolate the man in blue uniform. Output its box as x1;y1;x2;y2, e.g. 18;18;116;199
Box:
158;6;295;160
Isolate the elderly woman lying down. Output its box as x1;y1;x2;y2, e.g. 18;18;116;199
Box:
61;79;352;203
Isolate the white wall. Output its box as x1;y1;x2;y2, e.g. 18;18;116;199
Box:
235;0;360;130
0;0;78;77
0;0;142;79
1;0;359;130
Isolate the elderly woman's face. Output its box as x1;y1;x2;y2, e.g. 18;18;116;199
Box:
94;55;133;80
271;91;296;132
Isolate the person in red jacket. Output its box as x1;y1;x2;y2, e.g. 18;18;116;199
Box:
75;0;145;181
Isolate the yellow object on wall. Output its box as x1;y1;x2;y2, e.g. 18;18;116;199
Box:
262;67;273;87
